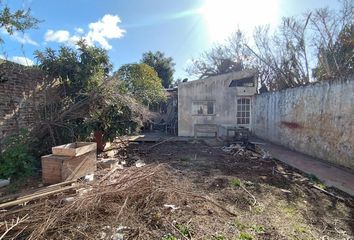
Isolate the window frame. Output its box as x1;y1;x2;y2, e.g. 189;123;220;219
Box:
192;100;216;116
236;97;251;125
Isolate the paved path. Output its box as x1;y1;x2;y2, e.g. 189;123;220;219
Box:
263;141;354;196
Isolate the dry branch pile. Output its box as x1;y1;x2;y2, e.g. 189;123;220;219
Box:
0;163;232;240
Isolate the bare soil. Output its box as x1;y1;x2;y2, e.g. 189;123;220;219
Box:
127;140;354;240
1;139;353;240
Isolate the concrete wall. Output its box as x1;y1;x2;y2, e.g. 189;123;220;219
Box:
178;70;257;137
252;77;354;170
0;60;49;142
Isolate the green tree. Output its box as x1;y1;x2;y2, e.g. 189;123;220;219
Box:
141;51;175;88
0;1;40;43
116;63;166;105
35;40;112;100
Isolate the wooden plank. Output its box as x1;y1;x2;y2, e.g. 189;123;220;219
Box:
0;185;76;209
63;150;96;181
0;180;77;204
52;142;97;157
41;150;96;184
41;154;63;184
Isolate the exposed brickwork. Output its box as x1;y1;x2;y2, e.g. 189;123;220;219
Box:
0;60;49;142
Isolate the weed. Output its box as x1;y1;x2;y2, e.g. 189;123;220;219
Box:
233;219;247;231
162;234;177;240
212;234;226;240
239;232;253;240
230;178;241;187
294;224;307;234
0;129;36;180
250;224;265;234
281;203;298;216
308;174;326;189
175;223;192;237
252;206;264;214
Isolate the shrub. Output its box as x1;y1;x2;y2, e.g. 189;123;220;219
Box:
0;129;36;180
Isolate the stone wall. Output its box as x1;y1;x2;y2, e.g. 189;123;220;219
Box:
252;76;354;170
0;60;48;143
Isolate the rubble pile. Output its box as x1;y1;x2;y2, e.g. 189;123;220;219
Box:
221;143;270;160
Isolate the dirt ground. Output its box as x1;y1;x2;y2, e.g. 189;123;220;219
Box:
126;139;354;240
1;139;353;240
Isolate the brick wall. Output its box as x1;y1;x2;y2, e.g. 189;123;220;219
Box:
0;60;49;142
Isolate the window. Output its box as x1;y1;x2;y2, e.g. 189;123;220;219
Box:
236;98;251;124
229;76;255;87
192;101;215;115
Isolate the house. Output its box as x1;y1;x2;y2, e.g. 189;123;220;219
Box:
178;70;258;137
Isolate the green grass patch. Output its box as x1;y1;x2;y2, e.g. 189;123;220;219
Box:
175;223;192;237
239;232;253;240
230;178;241;187
250;224;265;234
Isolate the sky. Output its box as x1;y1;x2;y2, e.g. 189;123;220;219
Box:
0;0;341;81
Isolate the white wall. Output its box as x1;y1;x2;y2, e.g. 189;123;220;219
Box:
252;77;354;170
178;70;257;137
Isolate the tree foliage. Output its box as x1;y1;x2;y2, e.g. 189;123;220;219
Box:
35;40;112;100
0;0;40;43
116;63;166;105
34;42;147;150
141;51;175;88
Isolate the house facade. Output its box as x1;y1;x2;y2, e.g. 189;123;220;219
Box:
178;70;258;137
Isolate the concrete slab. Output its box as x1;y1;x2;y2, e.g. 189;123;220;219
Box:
263;141;354;196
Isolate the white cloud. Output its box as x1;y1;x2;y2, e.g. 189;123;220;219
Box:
0;28;38;46
0;55;34;66
12;32;39;46
11;56;34;66
75;27;84;34
43;14;126;50
85;14;126;50
44;30;71;43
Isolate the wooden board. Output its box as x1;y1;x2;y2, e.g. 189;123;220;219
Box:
41;150;97;184
52;142;97;157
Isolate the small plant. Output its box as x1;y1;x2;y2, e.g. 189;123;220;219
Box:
230;178;241;187
252;206;264;214
212;234;226;240
0;129;36;180
239;232;253;240
250;224;265;234
162;234;177;240
308;174;326;189
175;223;192;237
233;219;247;231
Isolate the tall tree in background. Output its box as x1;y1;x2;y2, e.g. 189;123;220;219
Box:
310;0;354;80
187;30;251;79
116;63;166;105
249;14;312;91
141;51;175;88
188;0;353;91
0;0;40;43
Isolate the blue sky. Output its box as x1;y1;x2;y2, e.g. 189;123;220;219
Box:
0;0;340;80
